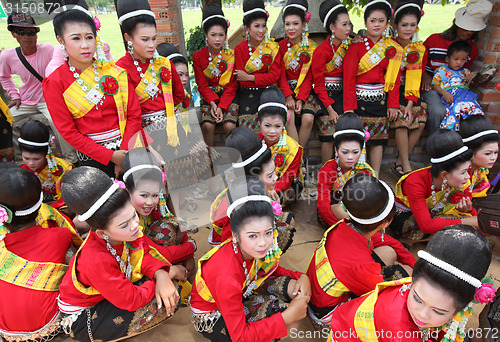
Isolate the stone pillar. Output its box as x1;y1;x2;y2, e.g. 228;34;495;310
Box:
475;0;500;132
149;0;187;56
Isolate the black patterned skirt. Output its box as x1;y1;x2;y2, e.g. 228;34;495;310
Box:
193;276;293;341
238;87;267;133
391;85;428;130
354;84;389;146
201;86;239;125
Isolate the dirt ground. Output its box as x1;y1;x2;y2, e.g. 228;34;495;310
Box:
53;166;500;342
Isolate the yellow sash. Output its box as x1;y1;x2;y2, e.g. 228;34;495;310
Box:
402;42;426;99
202;49;235;87
0;240;68;291
352;278;413;342
174;91;192;139
135;58;179;147
245;40;279;74
36;203;83;247
333;162;376;192
469;168;490;199
37;157;74;201
395;167;471;217
358;38;404;92
325;39;350;73
63;64;128;138
282;39;317;97
312;220;351;297
270;135;303;182
210;188;228;236
0;97;12;126
71;230;170;295
195;239;280;303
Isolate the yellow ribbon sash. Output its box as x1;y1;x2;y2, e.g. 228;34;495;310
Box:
36;203;83;247
209;188;228;237
333;162;376;192
71;230;170;295
403;42;426;99
358;38;404;92
469;168;490;199
313;220;351;297
195;239;280;303
325;39;350;73
245;40;279;74
395;167;471;217
270;135;303;182
352;278;413;342
63;64;128;138
0;97;12;126
202;49;235;87
282;39;317;97
0;240;68;291
136;58;179;147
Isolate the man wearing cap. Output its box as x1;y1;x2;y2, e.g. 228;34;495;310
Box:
0;13;76;164
421;0;492;134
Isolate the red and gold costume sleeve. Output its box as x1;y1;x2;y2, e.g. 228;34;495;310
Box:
142;235;194;264
399;169;462;234
234;41;281;88
371;232;416;267
278;39;294;99
42;64;142;165
58;232;169;311
343;40;401;112
317;159;338;226
312;39;343;109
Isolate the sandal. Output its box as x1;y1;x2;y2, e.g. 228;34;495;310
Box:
390;163;405;178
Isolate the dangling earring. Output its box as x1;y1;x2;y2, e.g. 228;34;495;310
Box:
205;36;208;46
60;44;68;61
381;228;385;242
103;235;109;241
245;30;249;41
412;27;420;44
127;40;133;55
224;38;229;51
442;177;448;191
232;236;238;254
46;135;57;173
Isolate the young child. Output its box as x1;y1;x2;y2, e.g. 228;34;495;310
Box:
459;115;499;198
19;120;73;209
311;0;352;164
115;0;185;150
307;174;415;327
190;176;310;341
317;113;375;227
58;167;188;341
43;4;143;178
122;147;196;280
193;4;238;146
210;127;295;253
0;168;73;342
392;129;478;241
257;87;303;204
277;0;317;144
234;0;282;132
327;224;495;342
432;41;484;131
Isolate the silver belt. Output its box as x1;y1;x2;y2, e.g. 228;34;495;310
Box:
77;136;122;162
192;310;222;333
356;88;385;102
288;79;298;91
142;110;167;133
326;82;343;91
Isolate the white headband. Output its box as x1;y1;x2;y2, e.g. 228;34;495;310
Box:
258;102;288;112
166;53;184;60
393;3;421;19
78;183;120;222
61;5;93;18
462;130;499;143
232;142;268;168
417;250;482;288
243;8;267;18
227;195;272;217
118;10;155;25
365;0;392;11
430;146;468;164
202;14;227;27
284;4;307;12
15;193;43;216
18;137;49;147
333;129;365;139
344;180;395;225
323;4;345;29
123;165;162;182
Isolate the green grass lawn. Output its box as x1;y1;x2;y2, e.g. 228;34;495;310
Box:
0;4;459;85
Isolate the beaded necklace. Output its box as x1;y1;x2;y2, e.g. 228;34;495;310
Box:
286;36;307;71
336;157;354;188
105;240;133;279
69;61;104;107
208;49;223;78
131;52;159;99
242;259;258;298
363;37;384;65
248;40;264;69
430;182;450;215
